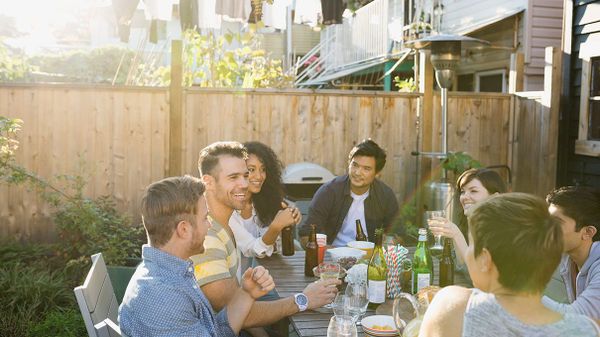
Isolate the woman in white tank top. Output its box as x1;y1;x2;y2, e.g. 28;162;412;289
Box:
419;193;600;337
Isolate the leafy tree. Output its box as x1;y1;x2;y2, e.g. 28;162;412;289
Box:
0;42;34;82
151;29;293;88
28;46;136;84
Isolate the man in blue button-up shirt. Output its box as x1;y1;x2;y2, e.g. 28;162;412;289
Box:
119;175;275;337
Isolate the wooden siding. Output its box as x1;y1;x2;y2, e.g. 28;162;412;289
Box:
440;0;526;35
457;15;523;82
557;0;600;187
524;0;564;90
0;86;553;241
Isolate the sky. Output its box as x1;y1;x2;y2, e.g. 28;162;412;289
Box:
0;0;104;54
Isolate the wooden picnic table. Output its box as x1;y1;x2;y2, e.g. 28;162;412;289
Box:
260;249;471;337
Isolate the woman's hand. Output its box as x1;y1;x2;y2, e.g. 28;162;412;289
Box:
428;217;462;240
271;202;301;231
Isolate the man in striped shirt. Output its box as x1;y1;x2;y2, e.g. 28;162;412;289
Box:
192;142;339;336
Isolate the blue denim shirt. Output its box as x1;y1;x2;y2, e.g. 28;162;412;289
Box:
118;245;236;337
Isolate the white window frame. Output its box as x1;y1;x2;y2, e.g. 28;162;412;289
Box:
576;56;600;157
475;69;507;93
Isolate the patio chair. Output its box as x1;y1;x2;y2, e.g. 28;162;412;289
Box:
74;253;124;337
95;318;123;337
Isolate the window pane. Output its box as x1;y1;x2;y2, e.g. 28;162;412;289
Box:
479;74;504;92
592;58;600;97
590;100;600;140
458;74;473;91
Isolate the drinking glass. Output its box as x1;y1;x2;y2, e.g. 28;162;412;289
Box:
345;282;368;325
327;315;357;337
319;262;341;308
392;292;420;335
425;210;446;257
332;293;347;317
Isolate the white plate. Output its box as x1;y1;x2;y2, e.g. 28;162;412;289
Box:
361;315;398;336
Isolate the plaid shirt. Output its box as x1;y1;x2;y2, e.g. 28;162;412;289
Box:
118;245;236;337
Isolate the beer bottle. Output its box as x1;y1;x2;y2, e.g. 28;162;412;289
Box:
355;219;368;241
304;224;318;276
438;238;454;287
367;229;388;308
281;226;295;256
412;228;433;293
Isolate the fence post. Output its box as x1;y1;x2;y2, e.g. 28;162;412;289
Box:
540;46;562;194
508;52;524;93
168;39;183;176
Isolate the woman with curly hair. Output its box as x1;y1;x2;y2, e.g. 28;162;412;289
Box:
229;141;301;260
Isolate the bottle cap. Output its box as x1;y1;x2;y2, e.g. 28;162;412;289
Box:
418;228;427;235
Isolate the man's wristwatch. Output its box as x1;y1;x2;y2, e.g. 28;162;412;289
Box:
294;293;309;312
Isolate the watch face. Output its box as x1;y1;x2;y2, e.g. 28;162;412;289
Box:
296;293;308;305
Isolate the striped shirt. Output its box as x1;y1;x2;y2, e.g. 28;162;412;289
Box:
191;217;241;286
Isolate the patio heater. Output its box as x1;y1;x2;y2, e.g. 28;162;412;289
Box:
404;34;489;221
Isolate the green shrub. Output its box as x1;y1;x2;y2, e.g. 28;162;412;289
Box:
0;263;74;321
0;240;63;270
28;309;86;337
0;311;29;337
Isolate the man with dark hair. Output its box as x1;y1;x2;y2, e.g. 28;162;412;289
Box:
300;139;399;246
542;186;600;322
119;175;275;337
192;141;339;336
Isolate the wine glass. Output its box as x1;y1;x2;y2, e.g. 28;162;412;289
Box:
332;293;347;317
318;262;341;308
425;210;445;257
327;315;357;337
345;282;368;325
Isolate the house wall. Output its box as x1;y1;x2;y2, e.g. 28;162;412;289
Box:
524;0;564;90
455;15;523;86
440;0;526;35
261;24;320;61
557;0;600;187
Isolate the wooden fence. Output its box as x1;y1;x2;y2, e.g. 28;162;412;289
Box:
0;85;552;242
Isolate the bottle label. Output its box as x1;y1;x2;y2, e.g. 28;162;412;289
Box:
416;273;431;292
368;280;386;303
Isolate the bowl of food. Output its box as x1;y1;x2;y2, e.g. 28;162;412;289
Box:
326;247;366;270
347;240;375;259
312;265;347;279
361;315;398;336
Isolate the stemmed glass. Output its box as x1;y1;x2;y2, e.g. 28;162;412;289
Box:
345;282;369;325
425;210;446;257
318;262;341;308
332;293;347;317
327;315;357;337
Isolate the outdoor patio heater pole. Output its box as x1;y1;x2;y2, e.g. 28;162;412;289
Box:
405;35;489;223
405;34;490;179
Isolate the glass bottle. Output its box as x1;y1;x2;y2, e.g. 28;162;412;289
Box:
281;226;295;256
412;228;433;293
367;229;387;308
355;219;367;241
304;224;318;276
438;238;454;287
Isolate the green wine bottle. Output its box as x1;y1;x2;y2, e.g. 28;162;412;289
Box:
412;228;433;293
367;229;388;307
